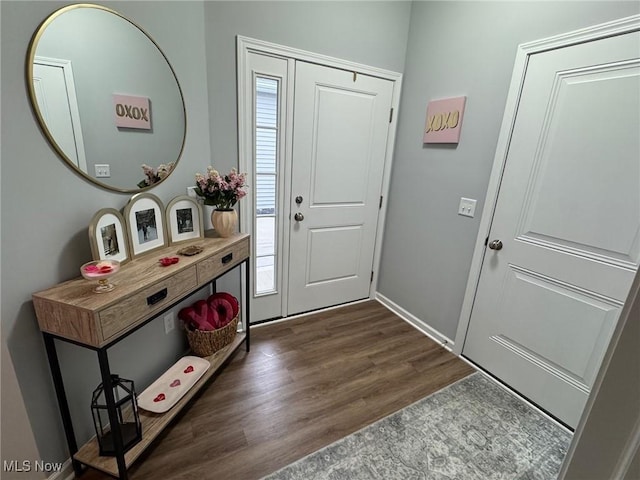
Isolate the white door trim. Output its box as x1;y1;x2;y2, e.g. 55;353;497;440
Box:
453;14;640;355
237;36;402;320
33;56;88;173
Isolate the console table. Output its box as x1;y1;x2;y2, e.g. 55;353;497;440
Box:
32;233;250;479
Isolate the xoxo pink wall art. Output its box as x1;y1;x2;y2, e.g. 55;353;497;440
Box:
113;94;151;130
423;96;466;144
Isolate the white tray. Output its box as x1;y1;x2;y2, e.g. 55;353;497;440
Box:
137;356;210;413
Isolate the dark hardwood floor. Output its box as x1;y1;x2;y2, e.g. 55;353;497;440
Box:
81;300;475;480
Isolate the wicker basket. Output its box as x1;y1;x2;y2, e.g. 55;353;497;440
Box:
185;314;239;357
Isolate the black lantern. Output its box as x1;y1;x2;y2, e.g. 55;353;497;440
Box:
91;375;142;456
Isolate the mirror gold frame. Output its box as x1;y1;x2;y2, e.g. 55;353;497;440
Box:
26;3;187;193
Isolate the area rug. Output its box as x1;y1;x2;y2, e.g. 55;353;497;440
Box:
262;373;572;480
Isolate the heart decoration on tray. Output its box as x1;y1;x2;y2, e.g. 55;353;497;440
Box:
138;356;210;413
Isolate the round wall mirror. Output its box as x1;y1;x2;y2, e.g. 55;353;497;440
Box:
26;4;186;192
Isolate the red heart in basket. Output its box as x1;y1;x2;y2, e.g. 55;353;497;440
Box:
153;393;166;402
178;300;215;331
184;365;194;374
208;292;239;318
207;295;235;328
170;379;181;387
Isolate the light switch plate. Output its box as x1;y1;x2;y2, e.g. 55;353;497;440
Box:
458;197;477;218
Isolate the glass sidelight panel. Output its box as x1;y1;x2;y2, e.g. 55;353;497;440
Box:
255;76;279;295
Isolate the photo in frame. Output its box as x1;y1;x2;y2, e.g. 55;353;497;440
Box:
123;193;168;258
165;195;204;245
88;208;130;264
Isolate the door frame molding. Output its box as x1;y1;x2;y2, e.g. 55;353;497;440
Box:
33;56;88;172
237;36;403;320
453;14;640;355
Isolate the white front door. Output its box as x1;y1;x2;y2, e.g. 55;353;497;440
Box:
462;31;640;428
287;62;394;315
239;43;398;323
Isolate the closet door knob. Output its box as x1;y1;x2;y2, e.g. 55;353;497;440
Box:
489;240;503;251
294;212;304;222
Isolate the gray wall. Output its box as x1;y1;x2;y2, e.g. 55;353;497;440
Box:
1;338;45;479
1;0;212;465
378;1;640;342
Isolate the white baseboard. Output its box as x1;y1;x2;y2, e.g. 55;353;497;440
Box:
250;298;371;329
48;459;74;480
375;293;454;351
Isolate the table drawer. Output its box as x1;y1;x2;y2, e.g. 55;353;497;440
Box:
196;237;249;284
99;266;198;341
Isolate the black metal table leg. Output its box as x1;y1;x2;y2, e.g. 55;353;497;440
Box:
96;349;128;480
245;257;250;352
43;333;84;477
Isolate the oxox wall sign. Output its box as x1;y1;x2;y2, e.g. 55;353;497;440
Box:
423;96;466;144
113;94;151;130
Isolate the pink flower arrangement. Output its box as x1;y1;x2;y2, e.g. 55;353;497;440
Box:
194;167;247;209
137;163;175;188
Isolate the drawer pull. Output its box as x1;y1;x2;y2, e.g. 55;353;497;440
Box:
222;253;233;264
147;288;168;306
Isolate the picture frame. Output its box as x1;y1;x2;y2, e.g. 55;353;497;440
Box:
165;195;204;245
123;192;168;258
88;208;130;264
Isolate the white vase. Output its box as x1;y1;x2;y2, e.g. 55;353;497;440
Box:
211;209;237;238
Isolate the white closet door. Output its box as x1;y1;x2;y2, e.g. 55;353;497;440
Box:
463;31;640;428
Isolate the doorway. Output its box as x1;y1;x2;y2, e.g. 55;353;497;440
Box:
238;38;401;323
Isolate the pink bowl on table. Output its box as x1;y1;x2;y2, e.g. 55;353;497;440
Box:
80;260;120;293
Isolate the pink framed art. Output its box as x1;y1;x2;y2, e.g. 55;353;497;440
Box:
423;96;466;144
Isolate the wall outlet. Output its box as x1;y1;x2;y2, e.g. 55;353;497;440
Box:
95;164;111;178
164;312;175;334
458;197;477;218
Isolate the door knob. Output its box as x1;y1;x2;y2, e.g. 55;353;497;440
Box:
295;195;303;205
294;212;304;222
488;239;503;250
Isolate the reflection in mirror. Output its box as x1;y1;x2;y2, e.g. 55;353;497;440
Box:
27;4;186;192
